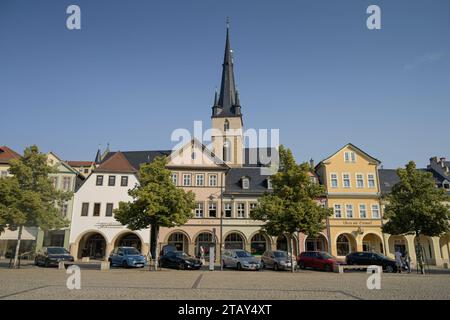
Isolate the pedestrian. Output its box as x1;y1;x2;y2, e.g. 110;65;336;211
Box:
395;249;403;273
404;251;411;273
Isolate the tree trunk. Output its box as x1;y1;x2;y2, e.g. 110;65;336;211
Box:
415;231;425;275
12;225;23;269
287;233;295;273
150;224;160;271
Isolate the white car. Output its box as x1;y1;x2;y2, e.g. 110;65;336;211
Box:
222;249;261;271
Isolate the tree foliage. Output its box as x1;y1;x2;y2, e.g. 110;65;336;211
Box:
382;161;449;237
114;156;196;259
251;145;332;237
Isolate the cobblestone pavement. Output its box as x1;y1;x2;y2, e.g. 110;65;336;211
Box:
0;262;449;300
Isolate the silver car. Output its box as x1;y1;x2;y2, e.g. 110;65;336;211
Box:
260;250;296;271
222;249;261;271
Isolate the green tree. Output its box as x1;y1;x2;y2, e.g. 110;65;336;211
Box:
382;161;449;274
114;156;196;269
251;145;332;272
0;146;71;268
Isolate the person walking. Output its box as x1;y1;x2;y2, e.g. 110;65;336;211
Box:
395;249;403;273
403;251;411;273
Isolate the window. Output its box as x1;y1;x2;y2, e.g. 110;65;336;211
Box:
344;151;356;163
368;174;376;188
183;174;191;186
84;168;89;174
50;177;58;189
96;175;104;186
62;177;71;190
120;176;128;187
342;173;351;188
267;178;273;190
359;204;367;218
371;204;380;219
250;203;257;214
171;173;178;185
346;204;353;218
108;175;116;186
60;202;68;217
224;119;230;131
330;173;338;188
208;202;217;218
105;203;114;217
223;140;231;162
242;177;250;189
81;203;89;216
194;203;204;218
224;203;232;218
196;174;204;186
334;204;342;218
237;203;245;218
444;181;450;190
209;174;217;186
356;174;364;188
93;203;101;217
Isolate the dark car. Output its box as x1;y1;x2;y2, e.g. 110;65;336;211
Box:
159;251;202;270
109;246;147;268
35;247;74;267
297;251;343;272
345;252;398;272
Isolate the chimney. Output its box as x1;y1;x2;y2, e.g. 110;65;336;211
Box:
430;156;438;164
440;157;446;168
309;158;315;169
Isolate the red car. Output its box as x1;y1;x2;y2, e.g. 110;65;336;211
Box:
297;251;342;272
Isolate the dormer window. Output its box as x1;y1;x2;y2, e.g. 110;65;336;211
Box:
242;177;250;189
344;151;356;163
224;119;230;131
267;178;273;190
443;181;450;190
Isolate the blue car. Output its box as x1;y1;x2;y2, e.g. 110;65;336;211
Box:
108;246;147;268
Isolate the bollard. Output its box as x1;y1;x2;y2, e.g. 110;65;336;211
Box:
100;261;110;271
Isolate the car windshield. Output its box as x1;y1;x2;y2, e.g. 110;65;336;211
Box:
124;248;141;255
235;251;252;258
273;251;287;258
320;252;335;259
47;248;68;254
175;252;189;258
374;253;388;259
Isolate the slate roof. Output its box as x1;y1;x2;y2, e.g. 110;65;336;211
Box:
225;167;272;195
0;146;21;164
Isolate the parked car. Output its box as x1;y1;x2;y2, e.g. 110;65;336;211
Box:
345;252;398;272
109;246;147;268
260;250;296;271
34;247;74;267
297;251;342;272
159;250;202;270
222;249;261;271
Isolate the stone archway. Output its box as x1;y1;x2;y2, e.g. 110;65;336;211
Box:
167;231;190;254
224;232;245;250
336;233;357;257
305;234;328;252
362;233;383;253
114;232;142;251
276;234;298;256
414;235;435;264
77;232;107;260
250;232;270;255
439;234;450;263
194;232;217;259
388;235;408;256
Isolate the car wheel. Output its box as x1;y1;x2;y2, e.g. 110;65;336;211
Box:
34;258;39;266
109;259;113;267
222;260;226;268
237;262;242;271
385;265;394;273
178;262;185;270
274;263;279;271
324;264;332;272
44;259;50;268
299;262;305;270
261;261;265;269
122;260;128;269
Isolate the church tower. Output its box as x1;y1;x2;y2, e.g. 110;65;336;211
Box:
211;22;244;167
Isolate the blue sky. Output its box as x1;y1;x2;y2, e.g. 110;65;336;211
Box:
1;0;449;168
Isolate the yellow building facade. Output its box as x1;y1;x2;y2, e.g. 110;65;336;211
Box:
316;144;385;258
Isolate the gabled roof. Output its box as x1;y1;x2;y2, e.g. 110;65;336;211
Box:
47;152;79;175
315;143;381;168
0;146;21;164
95;151;137;173
101;150;172;170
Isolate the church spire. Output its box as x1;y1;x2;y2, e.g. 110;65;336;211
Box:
212;19;241;118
